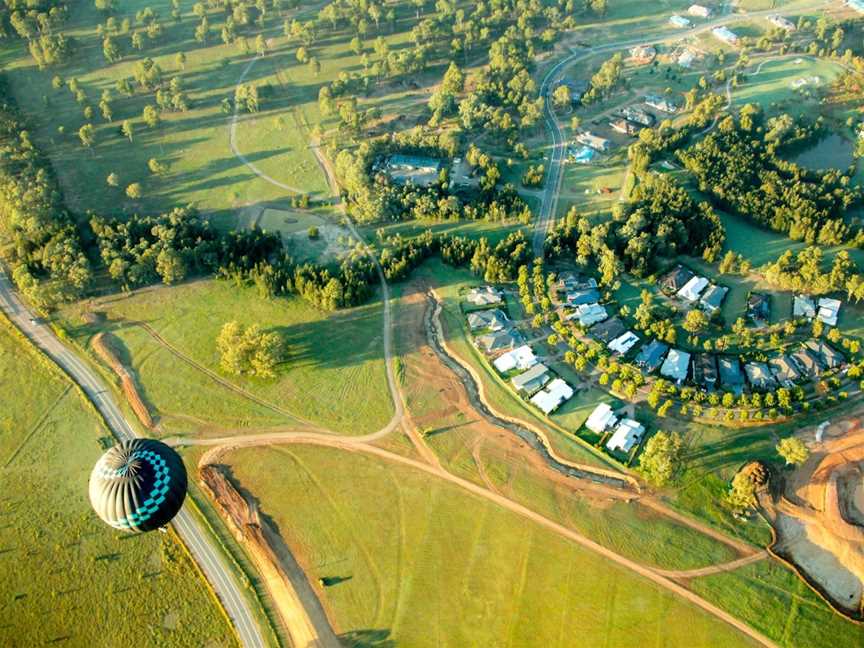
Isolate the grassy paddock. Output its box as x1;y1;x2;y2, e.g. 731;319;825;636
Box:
0;321;235;647
58;279;394;436
227;443;757;647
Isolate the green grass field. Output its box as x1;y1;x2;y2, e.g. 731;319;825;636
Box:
0;320;235;647
227;443;758;647
58;279;394;437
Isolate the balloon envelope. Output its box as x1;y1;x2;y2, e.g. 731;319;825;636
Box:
89;438;187;533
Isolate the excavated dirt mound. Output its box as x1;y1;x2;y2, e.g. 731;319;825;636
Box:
767;414;864;618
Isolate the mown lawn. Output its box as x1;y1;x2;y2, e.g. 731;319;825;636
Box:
58;279;394;437
228;443;758;647
0;320;235;647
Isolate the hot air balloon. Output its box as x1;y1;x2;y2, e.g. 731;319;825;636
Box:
89;438;187;533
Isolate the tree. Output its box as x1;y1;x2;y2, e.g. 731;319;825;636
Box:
78;124;95;149
216;321;285;377
683;309;709;334
107;172;120;187
638;431;683;486
156;248;186;285
776;437;809;466
175;52;186;70
142;104;160;127
103;35;121;63
552;84;571;110
121;119;134;142
726;462;768;513
126;182;142;199
148;158;167;174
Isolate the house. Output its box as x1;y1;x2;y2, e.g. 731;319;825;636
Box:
692;354;718;389
635;339;669;374
700;285;728;313
466;286;503;306
621;106;654;127
804;339;845;370
769;355;802;386
571;146;597;164
718;357;746;393
660;348;691;384
567;288;601;307
629;45;656;64
644;94;679;113
670;15;693;28
791;346;824;379
493;345;538;374
512;363;550;394
590;317;627;344
576;131;611;152
467;308;509;332
747;293;770;325
660;265;695;295
610;118;640;136
476;329;524;354
817;298;841;327
678;276;710;302
688;4;712;18
745;362;777;391
712;26;739;45
768;15;796;31
677;49;696;68
555;271;597;293
586;402;618;434
385;154;443;187
574;303;608;327
793;294;816;319
608;331;640;355
606;418;646;454
450;157;479;189
530;378;574;415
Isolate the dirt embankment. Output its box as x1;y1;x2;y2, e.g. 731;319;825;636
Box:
200;464;340;648
764;415;864;620
91;332;154;429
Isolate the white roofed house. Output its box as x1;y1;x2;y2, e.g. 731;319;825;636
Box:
712;26;739;45
688;4;712;18
608;331;639;355
575;303;608;327
466;286;503;306
670;15;693;29
677;49;696;68
660;348;691;384
793;294;816;319
816;298;841;327
585;403;618;434
493;345;538;374
530;379;575;415
768;15;796;31
606;419;646;454
677;276;709;302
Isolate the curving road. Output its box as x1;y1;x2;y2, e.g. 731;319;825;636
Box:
0;269;266;648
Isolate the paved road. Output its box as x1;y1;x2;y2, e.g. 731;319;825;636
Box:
0;269;266;648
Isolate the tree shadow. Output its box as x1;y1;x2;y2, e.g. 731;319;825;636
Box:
339;629;395;648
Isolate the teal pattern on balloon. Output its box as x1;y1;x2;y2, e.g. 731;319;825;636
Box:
89;438;188;534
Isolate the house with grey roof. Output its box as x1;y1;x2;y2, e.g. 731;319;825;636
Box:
700;285;728;313
692;354;718;389
589;317;627;344
476;329;524;354
747;293;770;325
566;288;601;307
791;346;824;379
804;339;845;370
718;357;746;394
467;308;509;332
511;363;550;394
769;355;801;386
793;295;816;319
635;339;668;374
660;348;691;384
660;266;694;295
745;362;777;391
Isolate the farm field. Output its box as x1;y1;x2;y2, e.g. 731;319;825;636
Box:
226;443;758;648
0;320;234;647
58;279;394;437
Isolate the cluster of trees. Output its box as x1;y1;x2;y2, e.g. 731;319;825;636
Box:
217;320;285;378
0;0;72;68
334;131;530;224
638;431;683;487
763;247;864;301
0;80;90;310
678;106;862;246
581;53;623;106
545;174;725;283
